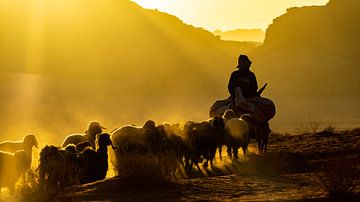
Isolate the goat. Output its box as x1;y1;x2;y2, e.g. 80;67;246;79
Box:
222;110;251;159
0;134;38;169
61;121;106;149
78;133;117;184
0;151;29;194
183;117;225;171
38;144;80;190
75;141;92;153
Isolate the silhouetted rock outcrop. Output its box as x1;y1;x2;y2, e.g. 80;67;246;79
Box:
251;0;360;98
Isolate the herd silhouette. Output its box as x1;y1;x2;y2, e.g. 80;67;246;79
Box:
0;110;272;193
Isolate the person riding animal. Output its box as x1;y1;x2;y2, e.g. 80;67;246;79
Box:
228;55;268;122
210;54;275;153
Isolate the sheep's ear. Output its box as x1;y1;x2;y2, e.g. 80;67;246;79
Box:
211;117;223;127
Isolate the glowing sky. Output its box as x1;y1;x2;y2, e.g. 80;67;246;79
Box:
132;0;329;31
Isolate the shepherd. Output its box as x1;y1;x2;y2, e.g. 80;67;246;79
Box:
210;54;275;153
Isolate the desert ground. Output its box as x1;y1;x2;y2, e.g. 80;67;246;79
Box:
3;128;354;202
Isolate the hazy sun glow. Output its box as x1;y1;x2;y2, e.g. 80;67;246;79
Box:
132;0;329;30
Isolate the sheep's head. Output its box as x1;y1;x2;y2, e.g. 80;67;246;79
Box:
23;134;38;149
222;109;237;121
98;133;117;149
65;144;77;154
210;117;225;130
143;120;156;130
240;114;254;126
87;121;106;139
210;117;226;145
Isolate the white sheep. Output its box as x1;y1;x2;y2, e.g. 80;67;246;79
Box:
0;150;29;194
61;121;106;149
0;134;38;169
222;110;250;159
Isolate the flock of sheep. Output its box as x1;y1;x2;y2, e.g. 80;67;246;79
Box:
0;109;271;194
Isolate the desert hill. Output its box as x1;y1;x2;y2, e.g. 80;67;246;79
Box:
213;29;265;42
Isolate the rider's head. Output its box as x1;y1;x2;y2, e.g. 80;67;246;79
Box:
237;55;252;71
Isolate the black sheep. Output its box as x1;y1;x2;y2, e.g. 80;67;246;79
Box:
78;133;117;184
184;117;225;171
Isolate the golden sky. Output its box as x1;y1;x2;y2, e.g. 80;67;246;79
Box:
132;0;329;31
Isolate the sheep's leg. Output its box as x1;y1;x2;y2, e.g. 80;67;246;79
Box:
187;160;194;172
242;146;247;156
257;138;263;154
263;134;269;154
210;149;216;168
203;159;209;168
218;146;223;160
233;147;239;160
196;163;201;172
179;156;185;168
227;146;232;159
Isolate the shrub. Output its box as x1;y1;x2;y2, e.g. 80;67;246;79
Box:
317;158;359;197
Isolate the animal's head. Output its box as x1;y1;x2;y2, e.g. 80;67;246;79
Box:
210;117;225;130
65;144;77;154
14;150;30;172
23;134;38;149
87;121;106;138
210;117;226;145
222;109;237;121
143;120;156;130
98;133;117;149
240;114;254;126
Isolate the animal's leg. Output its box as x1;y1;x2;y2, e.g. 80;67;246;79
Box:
233;147;239;160
203;159;209;168
242;146;247;156
227;146;232;158
218;146;223;160
196;163;201;172
210;149;216;168
257;137;263;154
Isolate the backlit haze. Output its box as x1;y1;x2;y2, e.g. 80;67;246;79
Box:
132;0;329;31
1;0;359;147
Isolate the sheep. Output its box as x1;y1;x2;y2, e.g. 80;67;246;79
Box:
222;110;251;160
111;123;147;154
223;109;271;154
38;144;81;190
0;134;38;169
78;133;117;184
156;124;190;171
242;116;271;153
61;121;106;149
0;150;29;194
112;121;186;179
183;117;225;171
75;141;92;152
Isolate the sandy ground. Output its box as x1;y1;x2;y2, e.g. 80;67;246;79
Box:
2;130;360;201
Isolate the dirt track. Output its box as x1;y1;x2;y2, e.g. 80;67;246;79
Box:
52;130;360;201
